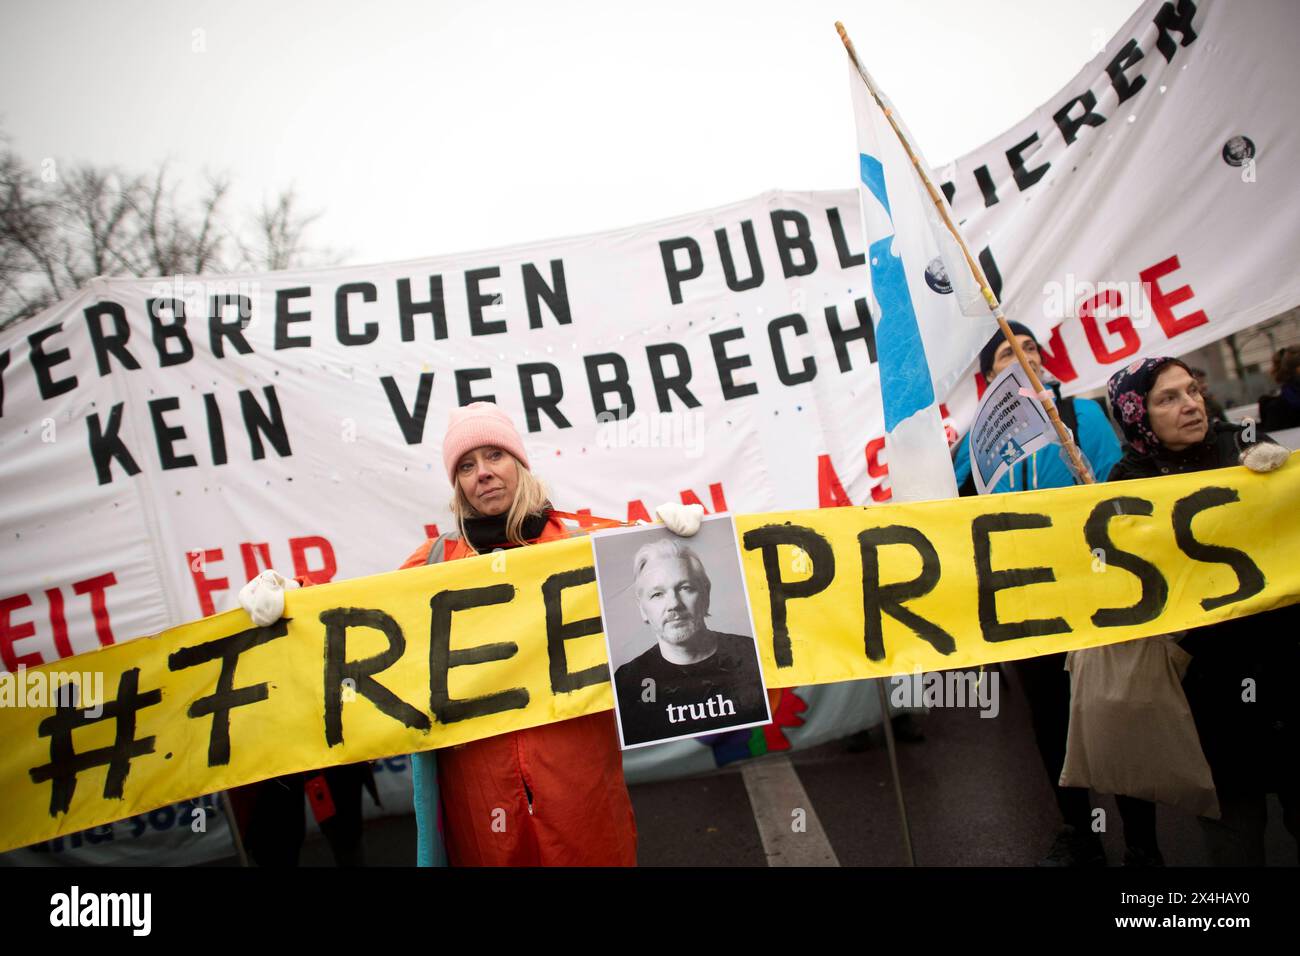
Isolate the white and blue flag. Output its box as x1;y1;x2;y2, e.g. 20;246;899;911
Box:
847;60;989;502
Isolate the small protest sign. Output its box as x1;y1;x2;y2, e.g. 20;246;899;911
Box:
970;364;1055;494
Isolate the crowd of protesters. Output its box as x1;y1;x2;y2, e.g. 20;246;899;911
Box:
950;328;1297;868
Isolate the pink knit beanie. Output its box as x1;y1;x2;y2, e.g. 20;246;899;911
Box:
442;402;530;484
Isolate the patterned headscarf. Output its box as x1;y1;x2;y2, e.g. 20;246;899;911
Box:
1106;356;1193;454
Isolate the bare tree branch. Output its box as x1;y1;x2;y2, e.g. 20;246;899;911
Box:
1;129;339;331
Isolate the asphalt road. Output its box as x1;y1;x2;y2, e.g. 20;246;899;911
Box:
227;666;1297;868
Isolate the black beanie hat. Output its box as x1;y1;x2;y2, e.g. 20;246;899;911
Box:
979;321;1038;379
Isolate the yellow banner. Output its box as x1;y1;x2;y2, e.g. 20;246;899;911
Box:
2;457;1297;852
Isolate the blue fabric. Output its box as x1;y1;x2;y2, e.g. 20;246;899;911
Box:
859;153;891;219
870;235;936;430
953;395;1121;493
411;749;447;867
410;535;450;867
860;152;936;431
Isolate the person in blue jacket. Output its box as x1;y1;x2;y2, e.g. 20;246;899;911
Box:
953;323;1129;867
953;322;1122;494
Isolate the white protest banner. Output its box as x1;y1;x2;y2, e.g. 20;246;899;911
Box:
935;0;1300;399
0;1;1296;853
2;189;907;668
0;794;233;867
969;364;1055;495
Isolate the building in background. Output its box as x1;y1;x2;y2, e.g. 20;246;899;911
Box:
1180;307;1300;413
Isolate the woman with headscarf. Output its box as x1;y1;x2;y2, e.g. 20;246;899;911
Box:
1105;357;1297;865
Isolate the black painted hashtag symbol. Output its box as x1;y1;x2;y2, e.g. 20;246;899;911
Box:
29;668;162;816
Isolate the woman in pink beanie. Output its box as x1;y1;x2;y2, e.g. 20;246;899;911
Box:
399;401;638;866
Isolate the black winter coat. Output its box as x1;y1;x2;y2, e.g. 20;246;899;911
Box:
1108;424;1299;798
1107;421;1252;480
1259;381;1300;432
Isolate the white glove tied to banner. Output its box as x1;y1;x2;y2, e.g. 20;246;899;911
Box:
654;502;704;537
237;569;295;626
1240;443;1289;474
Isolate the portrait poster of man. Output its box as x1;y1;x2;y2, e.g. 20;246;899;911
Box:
592;515;771;749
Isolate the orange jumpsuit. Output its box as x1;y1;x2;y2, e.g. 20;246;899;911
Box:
400;514;638;866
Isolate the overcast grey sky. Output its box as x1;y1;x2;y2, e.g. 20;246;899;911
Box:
0;0;1141;269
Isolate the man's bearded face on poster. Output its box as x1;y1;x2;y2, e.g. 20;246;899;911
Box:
635;554;711;647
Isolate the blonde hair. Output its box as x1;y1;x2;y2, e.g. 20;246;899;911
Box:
450;453;549;553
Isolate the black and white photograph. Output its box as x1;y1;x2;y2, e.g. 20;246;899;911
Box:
591;515;771;749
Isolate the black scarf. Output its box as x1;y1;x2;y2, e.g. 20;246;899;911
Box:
461;507;552;552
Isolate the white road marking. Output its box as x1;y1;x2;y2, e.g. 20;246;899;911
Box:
740;754;840;867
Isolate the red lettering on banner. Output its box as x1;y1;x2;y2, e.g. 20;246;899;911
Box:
939;403;959;448
1078;289;1140;363
1140;255;1208;338
1038;323;1078;384
240;542;273;582
680;483;729;514
1;574;121;668
0;593;41;670
45;587;72;659
626;499;652;524
817;454;852;507
72;573;118;648
976;324;1076;388
191;535;340;611
188;549;230;617
866;438;893;503
423;523;441;540
291;536;337;584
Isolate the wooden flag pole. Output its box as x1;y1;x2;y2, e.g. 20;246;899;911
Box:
875;679;916;866
835;21;1095;484
219;790;250;867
